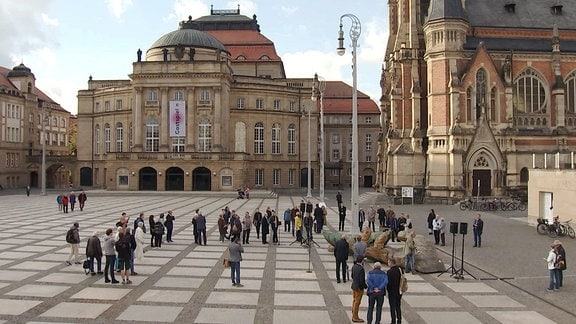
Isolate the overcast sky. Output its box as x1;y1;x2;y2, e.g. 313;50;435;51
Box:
0;0;389;114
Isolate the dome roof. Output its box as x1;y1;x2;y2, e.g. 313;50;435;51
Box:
149;28;227;52
7;63;35;78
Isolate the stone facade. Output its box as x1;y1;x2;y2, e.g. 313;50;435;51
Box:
378;0;576;200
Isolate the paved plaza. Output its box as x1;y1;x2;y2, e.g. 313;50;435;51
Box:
0;189;574;323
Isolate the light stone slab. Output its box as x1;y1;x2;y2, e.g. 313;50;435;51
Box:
240;260;266;268
0;299;42;315
219;268;264;278
138;257;172;265
36;241;68;246
142;250;180;258
408;282;441;293
130;265;161;274
487;311;556;324
404;296;461;308
463;295;525;308
154;277;204;288
418;311;483;324
34;254;72;262
205;291;259;305
275;269;318;280
0;270;38;281
0;244;16;251
195;307;256;323
240;253;267;260
36;272;89;284
276;248;309;254
166;266;211;277
276;261;310;269
0;251;37;259
275;280;320;291
214;278;261;290
13;245;55;252
185;251;221;259
6;284;69;297
275;253;311;261
71;287;131;300
444;282;498;293
193;246;227;252
137;289;194;303
116;305;183;322
0;259;14;267
273;309;331;324
274;293;326;307
339;293;369;309
10;261;61;271
94;276;148;286
40;302;112;319
178;258;218;267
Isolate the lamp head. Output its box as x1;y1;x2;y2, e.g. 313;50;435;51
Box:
311;73;319;101
337;23;345;56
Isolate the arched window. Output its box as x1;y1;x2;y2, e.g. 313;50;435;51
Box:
198;117;212;152
490;87;497;122
466;86;473;122
145;119;159;152
104;123;111;153
513;69;547;113
520;167;529;183
476;69;487;119
259;55;270;60
174;90;184;101
94;124;100;154
565;71;576;113
236;55;246;60
254;122;264;154
272;123;281;154
288;124;296;155
116;122;123;152
27;82;32;93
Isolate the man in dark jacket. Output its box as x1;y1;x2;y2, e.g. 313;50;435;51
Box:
351;257;367;323
367;261;389;324
339;205;347;231
334;235;349;283
115;231;132;284
387;258;403;324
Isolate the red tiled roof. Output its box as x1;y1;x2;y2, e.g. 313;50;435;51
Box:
322;81;379;114
0;67;18;90
205;30;281;61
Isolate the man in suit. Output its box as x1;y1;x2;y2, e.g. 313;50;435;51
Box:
334;235;349;283
473;214;484;247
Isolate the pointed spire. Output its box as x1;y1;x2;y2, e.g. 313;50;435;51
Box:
427;0;467;23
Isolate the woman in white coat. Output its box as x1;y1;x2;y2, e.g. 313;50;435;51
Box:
134;222;145;262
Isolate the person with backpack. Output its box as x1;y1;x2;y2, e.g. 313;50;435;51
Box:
85;231;103;275
65;222;81;265
115;231;132;284
387;258;403;324
554;240;567;287
366;261;388;324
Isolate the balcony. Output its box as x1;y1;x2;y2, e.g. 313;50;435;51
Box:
197;100;212;106
145;100;159;107
108;152;250;161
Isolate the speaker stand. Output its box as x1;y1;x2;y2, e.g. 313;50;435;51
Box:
453;233;476;281
438;233;457;277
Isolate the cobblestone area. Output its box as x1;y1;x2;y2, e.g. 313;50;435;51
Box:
0;190;573;323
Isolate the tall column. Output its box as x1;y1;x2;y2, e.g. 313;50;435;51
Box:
160;87;169;150
186;87;196;151
133;87;143;151
212;86;222;152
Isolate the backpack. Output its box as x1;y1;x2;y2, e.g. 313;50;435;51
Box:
400;269;408;294
66;229;75;243
555;254;566;270
115;239;129;253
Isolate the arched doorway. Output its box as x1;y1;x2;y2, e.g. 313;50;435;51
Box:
29;171;38;188
47;164;71;188
80;167;93;186
300;168;314;188
470;154;493;196
192;167;211;191
166;167;184;191
139;167;157;191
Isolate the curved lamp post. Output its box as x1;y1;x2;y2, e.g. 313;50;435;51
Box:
312;73;326;204
337;13;361;233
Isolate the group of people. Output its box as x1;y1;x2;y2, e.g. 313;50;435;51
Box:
546;239;567;291
57;190;88;212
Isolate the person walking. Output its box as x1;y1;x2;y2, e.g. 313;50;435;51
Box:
336;191;343;208
546;242;561;291
165;210;175;242
334;235;349;283
270;210;280;244
229;236;244;287
358;208;366;232
313;204;323;233
25;185;31;196
387;258;403;324
261;212;269;244
555;240;567;287
65;222;81;265
102;228;119;284
473;214;484;247
427;209;436;235
439;217;446;246
85;231;103;275
253;208;262;240
57;194;63;211
339;205;347;231
366;261;389;324
284;207;292;233
218;213;227;243
69;192;77;211
366;207;375;232
353;235;367;263
78;190;87;211
242;211;252;244
62;194;69;213
351;257;367;323
404;231;417;274
303;211;313;240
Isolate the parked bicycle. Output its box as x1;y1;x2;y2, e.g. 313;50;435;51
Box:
459;199;479;211
501;197;526;211
537;218;575;239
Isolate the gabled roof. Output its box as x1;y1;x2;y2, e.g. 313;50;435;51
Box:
205;30;281;61
323;81;379;114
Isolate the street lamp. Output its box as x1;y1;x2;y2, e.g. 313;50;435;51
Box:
312;73;326;203
40;102;51;196
305;107;312;198
337;13;361;233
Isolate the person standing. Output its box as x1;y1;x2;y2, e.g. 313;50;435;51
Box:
230;212;243;242
295;212;303;243
366;261;389;324
26;185;31;196
253;208;262;239
299;199;306;215
291;206;299;237
62;194;69;213
65;222;81;265
546;242;561;291
134;222;145;263
387;258;403;324
427;209;436;235
439;217;446;246
69;192;77;211
351;257;367;323
115;231;132;285
432;215;441;245
353;235;366;263
369;206;379;231
154;215;165;248
404;231;417;274
358;208;366;232
473;214;484;247
102;228;119;284
270;210;280;244
334;235;349;283
165;210;175;242
57;194;63;211
339;205;347;231
242;211;252;244
303;211;313;240
243;185;250;199
261;212;269;244
148;215;156;247
389;214;398;242
78;190;87;211
284;208;292;233
336;191;343;208
196;211;207;245
555;240;567;287
85;231;103;275
218;213;227;243
313;204;323;233
229;236;244;287
366;207;375;232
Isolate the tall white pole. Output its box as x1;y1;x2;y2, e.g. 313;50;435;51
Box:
312;73;326;204
338;14;361;234
306;109;312;198
41;103;48;196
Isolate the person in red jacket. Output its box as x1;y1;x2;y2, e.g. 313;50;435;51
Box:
62;194;69;213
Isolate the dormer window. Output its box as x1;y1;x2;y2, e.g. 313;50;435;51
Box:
236;55;246;60
551;5;563;15
259;55;270;60
504;3;516;13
